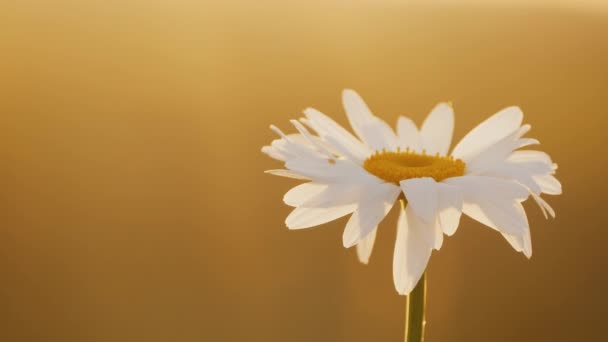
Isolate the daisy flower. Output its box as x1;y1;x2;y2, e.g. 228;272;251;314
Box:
262;89;561;295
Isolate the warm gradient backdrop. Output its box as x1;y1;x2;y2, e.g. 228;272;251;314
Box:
1;1;607;341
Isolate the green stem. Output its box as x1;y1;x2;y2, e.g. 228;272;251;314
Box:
405;273;427;342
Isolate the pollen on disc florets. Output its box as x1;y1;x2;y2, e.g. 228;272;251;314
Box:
363;147;466;184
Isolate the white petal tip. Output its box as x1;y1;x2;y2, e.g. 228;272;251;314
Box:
269;125;287;138
343;230;359;248
356;245;372;264
505;106;524;117
343;238;357;249
342;88;356;96
395;283;415;296
358;258;370;265
523;246;533;259
285;222;308;231
437;101;453;109
284;218;301;230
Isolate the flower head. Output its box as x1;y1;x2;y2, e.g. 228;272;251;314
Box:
262;89;561;295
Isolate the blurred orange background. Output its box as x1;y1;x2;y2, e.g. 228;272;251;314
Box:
1;1;607;341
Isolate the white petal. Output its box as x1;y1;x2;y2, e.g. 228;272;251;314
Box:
358;122;399;151
419;103;454;155
290;120;335;159
397;116;420;150
448;175;533;258
304;107;371;163
492;155;558;218
533;174;562;195
444;176;529;236
400;177;438;224
284;132;319;149
507;151;555;174
261;145;286;161
433;219;444;250
285;158;373;184
436;183;463;236
342;89;398;151
451;106;523;161
300;182;378;208
501;203;533;258
508;150;553;164
286;204;357;230
532;193;548;219
393;205;433;296
356;229;377;264
267;128;328;162
475;147;559;199
264;169;311;181
464;125;533;173
342;183;401;248
283;183;327;207
531;192;556;219
264;131;321;161
483;163;543;194
501;232;532;258
265;129;344;182
400;178;457;246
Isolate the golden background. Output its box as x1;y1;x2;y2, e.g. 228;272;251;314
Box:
1;1;607;341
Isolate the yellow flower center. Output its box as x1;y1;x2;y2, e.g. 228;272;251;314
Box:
363;149;466;184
